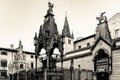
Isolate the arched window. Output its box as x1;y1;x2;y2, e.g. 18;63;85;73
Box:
20;64;24;69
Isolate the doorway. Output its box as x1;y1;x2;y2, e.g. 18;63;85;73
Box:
97;72;109;80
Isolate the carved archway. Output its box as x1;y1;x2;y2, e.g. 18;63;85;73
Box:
94;49;111;80
94;49;109;72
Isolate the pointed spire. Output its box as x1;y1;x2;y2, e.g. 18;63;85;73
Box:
65;11;67;17
62;13;71;38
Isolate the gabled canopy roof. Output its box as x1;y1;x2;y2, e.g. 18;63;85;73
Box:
91;37;112;51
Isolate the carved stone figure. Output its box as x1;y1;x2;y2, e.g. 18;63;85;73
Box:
96;12;107;24
14;41;26;61
18;40;23;49
47;2;54;14
8;62;14;74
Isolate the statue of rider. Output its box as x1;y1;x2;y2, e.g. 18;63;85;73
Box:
96;12;107;24
47;2;54;14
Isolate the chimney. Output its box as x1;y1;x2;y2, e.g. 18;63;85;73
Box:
10;44;14;49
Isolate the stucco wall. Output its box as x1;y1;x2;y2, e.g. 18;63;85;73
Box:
73;56;93;70
74;37;95;50
57;55;93;71
115;41;120;46
64;37;74;54
0;49;41;77
0;51;15;75
65;49;90;58
108;13;120;39
110;50;120;80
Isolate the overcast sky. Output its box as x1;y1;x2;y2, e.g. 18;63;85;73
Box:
0;0;120;52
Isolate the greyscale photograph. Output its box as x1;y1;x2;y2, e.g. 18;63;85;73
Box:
0;0;120;80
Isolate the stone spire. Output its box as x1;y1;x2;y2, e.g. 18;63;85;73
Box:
38;2;59;51
95;12;111;43
36;2;64;69
62;14;73;38
43;2;58;34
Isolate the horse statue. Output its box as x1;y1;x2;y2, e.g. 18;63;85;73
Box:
96;12;107;24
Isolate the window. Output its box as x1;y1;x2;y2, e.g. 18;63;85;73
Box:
1;60;7;67
68;39;71;44
20;64;24;69
115;29;120;38
78;45;81;49
1;51;7;55
31;55;33;58
1;70;7;78
31;63;34;69
87;43;90;47
78;65;81;70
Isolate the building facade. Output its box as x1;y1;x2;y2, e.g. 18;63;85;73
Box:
1;2;120;80
60;12;120;80
0;41;42;80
